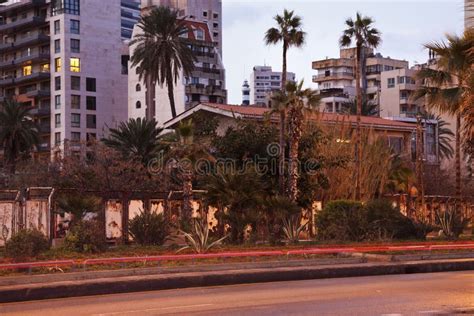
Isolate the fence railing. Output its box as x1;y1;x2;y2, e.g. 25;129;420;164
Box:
1;241;473;272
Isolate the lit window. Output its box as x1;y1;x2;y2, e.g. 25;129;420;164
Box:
22;65;32;76
41;63;50;73
70;58;80;72
55;57;62;72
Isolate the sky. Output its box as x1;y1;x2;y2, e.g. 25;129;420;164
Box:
222;0;465;104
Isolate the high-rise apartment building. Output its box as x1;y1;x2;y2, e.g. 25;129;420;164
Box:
312;48;408;113
0;0;133;156
241;80;250;106
249;65;295;107
121;0;141;40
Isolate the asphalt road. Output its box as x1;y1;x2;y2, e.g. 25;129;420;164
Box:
0;271;473;316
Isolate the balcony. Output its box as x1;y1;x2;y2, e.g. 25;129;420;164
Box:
186;84;227;98
38;123;50;134
0;71;50;87
25;88;50;98
29;106;50;116
312;72;354;83
0;0;46;15
0;33;49;52
0;52;50;70
0;16;47;34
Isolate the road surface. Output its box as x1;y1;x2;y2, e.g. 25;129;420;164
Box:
0;271;473;315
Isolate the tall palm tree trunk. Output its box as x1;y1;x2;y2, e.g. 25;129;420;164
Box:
455;113;462;199
278;43;288;195
166;68;177;118
288;109;302;202
355;45;362;200
182;170;193;221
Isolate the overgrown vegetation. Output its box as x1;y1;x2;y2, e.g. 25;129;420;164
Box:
129;211;169;246
64;220;106;253
5;229;50;261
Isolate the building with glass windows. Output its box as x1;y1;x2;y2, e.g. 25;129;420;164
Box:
0;0;133;157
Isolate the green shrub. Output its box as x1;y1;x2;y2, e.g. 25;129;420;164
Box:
129;211;169;246
365;199;419;240
64;220;106;253
316;200;367;241
5;229;50;261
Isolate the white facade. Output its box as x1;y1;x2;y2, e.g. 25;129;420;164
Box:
250;65;295;107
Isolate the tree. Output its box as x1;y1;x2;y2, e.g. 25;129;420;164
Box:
413;31;473;199
55;193;101;227
0;100;39;174
339;12;382;200
342;99;378;117
131;6;195;118
273;80;320;202
265;9;306;194
103;118;164;166
167;119;212;221
424;113;455;161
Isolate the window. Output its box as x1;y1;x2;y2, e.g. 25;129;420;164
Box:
54;39;60;53
213;32;218;38
55;132;61;146
213;13;218;19
398;76;405;84
70;19;80;34
213;22;218;28
86;77;96;92
191;77;199;84
55;95;61;109
22;65;32;76
135;84;141;92
70;39;80;53
55;76;61;90
71;132;81;142
70;57;80;72
202;11;207;17
71;113;80;128
52;0;80;16
387;78;395;88
55;114;61;128
55;57;62;72
384;65;394;71
71;76;80;90
71;94;80;109
135;101;141;109
86;114;96;129
86;96;96;110
40;63;50;73
54;20;60;34
195;29;204;40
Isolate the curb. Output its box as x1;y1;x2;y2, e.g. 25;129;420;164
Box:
0;259;473;303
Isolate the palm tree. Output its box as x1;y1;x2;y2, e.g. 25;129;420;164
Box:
103;118;164;165
274;80;320;202
339;12;382;200
168;119;212;221
131;6;195;119
56;194;101;227
0;100;39;174
413;31;472;199
341;99;378;116
423;113;455;161
265;9;306;194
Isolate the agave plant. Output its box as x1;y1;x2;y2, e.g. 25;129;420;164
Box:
177;218;228;254
282;215;308;244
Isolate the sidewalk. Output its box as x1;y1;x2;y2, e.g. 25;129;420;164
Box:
0;257;473;303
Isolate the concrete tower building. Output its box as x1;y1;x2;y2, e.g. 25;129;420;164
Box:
0;0;137;157
241;79;250;106
249;65;295;107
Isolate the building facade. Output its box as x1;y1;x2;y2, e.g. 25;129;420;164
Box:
241;79;249;106
0;0;134;157
249;65;295;107
312;48;408;113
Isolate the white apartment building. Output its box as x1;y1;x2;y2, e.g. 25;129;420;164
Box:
250;65;295;107
0;0;138;157
121;0;141;40
312;48;408;113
